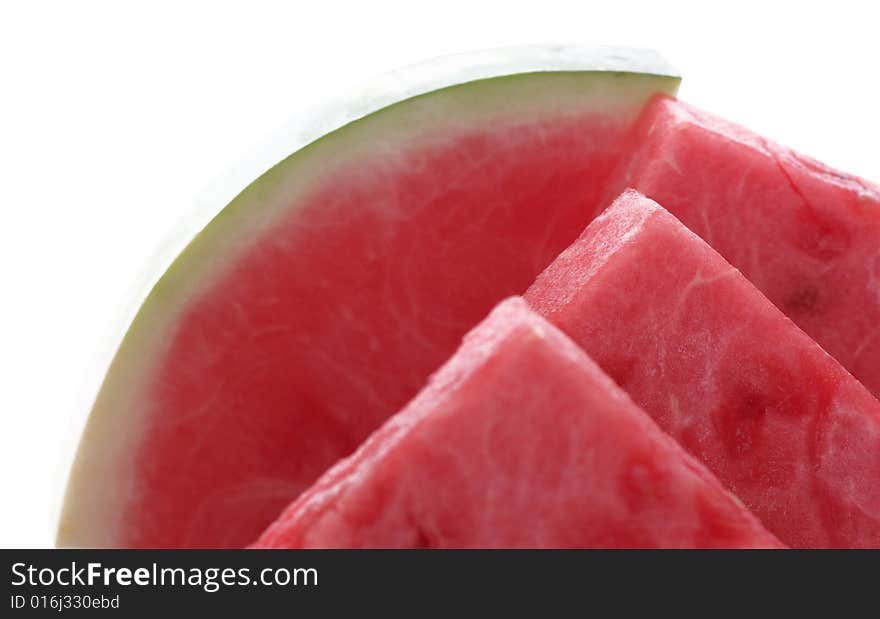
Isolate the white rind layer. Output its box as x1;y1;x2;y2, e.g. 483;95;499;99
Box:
205;44;679;212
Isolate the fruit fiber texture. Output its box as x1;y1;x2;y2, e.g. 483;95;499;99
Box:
254;298;782;549
58;59;679;548
526;190;880;548
607;97;880;398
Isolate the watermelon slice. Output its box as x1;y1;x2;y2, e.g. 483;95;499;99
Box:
58;47;680;548
254;298;782;549
525;190;880;548
607;97;880;397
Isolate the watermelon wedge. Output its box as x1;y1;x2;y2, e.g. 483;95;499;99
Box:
254;298;782;549
607;97;880;397
525;190;880;548
58;47;680;548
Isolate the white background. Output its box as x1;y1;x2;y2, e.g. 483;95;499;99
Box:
1;0;877;548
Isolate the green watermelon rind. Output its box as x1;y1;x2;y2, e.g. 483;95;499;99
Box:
57;45;680;547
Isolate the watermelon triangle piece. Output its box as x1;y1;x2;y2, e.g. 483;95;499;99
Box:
254;298;782;549
526;189;880;548
606;97;880;398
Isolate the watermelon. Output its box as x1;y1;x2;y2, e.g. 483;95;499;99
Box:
525;190;880;548
607;97;880;397
57;47;680;548
254;298;782;549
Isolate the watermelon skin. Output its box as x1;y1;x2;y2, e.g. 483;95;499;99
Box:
58;48;680;548
526;190;880;548
607;97;880;397
254;298;782;549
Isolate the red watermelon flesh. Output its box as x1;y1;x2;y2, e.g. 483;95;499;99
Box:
525;190;880;548
57;56;680;548
253;298;782;549
607;97;880;397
